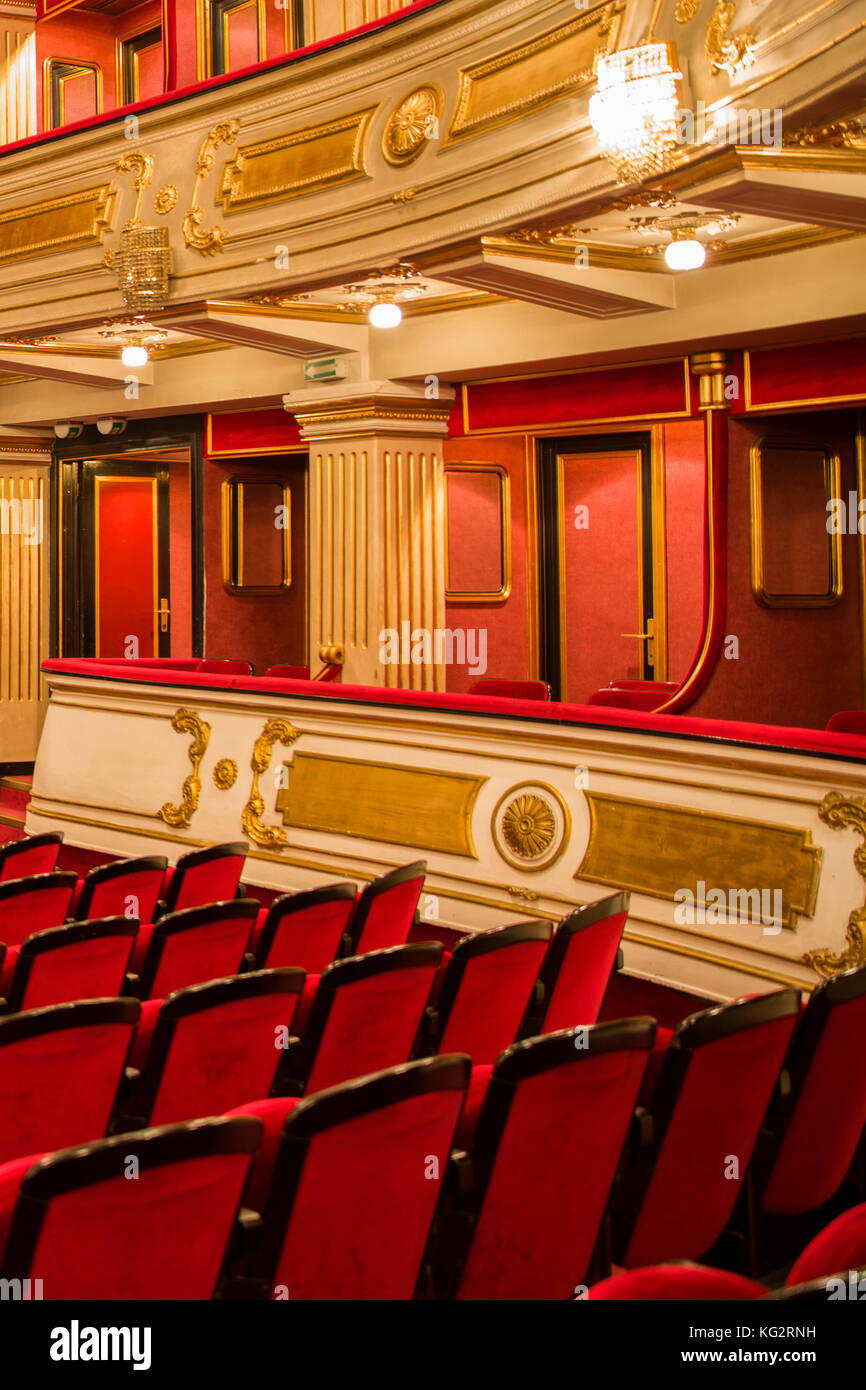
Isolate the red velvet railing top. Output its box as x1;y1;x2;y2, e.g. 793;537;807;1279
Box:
3;1;447;160
41;658;866;763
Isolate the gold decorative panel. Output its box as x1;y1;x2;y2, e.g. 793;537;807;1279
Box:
218;108;377;212
444;9;615;145
276;751;484;858
0;184;115;264
577;791;822;930
803;792;866;976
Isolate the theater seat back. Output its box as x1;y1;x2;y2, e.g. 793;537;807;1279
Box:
467;679;551;701
6;918;138;1014
256;884;357;974
138;900;259;999
134;970;305;1129
0;1116;261;1300
76;856;167;925
163;842;248;914
539;892;629;1033
435;920;553;1063
762;963;866;1215
454;1020;655;1300
0;999;139;1165
621;989;800;1269
345;860;427;957
302;943;442;1095
254;1056;470;1300
0;873;78;948
0;833;63;882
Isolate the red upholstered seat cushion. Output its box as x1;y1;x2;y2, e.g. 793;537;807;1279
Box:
353;876;424;956
0;879;76;948
438;938;549;1064
588;1264;766;1300
80;867;165;924
130;922;155;974
259;898;354;974
0;945;19;998
787;1203;866;1286
542;909;628;1033
292;974;320;1038
455;1063;493;1149
226;1098;303;1212
143;910;255;999
638;1025;673;1107
12;930;135;1013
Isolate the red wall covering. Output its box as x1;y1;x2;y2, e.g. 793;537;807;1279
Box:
690;414;863;727
207;408;303;456
168;457;193;655
746;337;866;410
663;420;706;684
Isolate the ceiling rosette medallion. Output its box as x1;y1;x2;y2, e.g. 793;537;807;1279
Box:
492;783;570;873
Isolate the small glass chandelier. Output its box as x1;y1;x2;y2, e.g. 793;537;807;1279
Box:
589;43;682;185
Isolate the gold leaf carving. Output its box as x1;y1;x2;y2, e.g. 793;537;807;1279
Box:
184;120;240;254
242;717;299;847
803;793;866;977
158;709;211;828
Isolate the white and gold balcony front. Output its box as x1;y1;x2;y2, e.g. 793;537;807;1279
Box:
0;0;864;425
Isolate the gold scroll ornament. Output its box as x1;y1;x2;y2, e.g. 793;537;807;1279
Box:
242;718;299;848
158;709;211;828
803;792;866;977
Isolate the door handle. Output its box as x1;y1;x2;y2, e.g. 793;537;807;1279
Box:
154;598;170;634
621;619;655;667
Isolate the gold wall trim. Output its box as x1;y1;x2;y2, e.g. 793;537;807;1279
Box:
157;709;211;828
444;462;512;603
275;750;485;858
749;437;843;609
444;7;617;146
577;790;822;930
218;107;377;213
242;716;299;847
0;184;115;265
184;119;240;255
803;791;866;976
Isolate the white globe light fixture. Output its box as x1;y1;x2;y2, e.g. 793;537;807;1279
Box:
368;298;402;329
664;232;706;271
121;343;149;367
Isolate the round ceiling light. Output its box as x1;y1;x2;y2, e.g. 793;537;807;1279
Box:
664;234;706;271
121;343;149;367
368;300;403;328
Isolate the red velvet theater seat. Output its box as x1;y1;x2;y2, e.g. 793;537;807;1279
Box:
0;832;63;882
0;872;78;948
421;920;553;1145
759;963;866;1216
247;882;357;973
587;688;668;711
265;664;311;680
120;969;305;1130
523;891;629;1038
467;678;551;700
160;841;249;915
196;659;254;676
785;1202;866;1287
0;917;138;1015
131;899;259;999
0;1116;262;1300
279;942;442;1097
0;998;139;1165
615;989;801;1269
341;859;427;957
443;1019;656;1300
74;855;167;924
588;1263;766;1300
826;710;866;735
235;1055;470;1300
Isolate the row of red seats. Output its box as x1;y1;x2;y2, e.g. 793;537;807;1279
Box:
1;1025;864;1300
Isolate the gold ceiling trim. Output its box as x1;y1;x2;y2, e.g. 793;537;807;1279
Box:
275;750;484;859
218;107;378;214
577;790;822;932
485;225;857;272
443;5;619;146
0;184;116;266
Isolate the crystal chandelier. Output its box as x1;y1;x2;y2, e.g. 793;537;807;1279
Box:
113;223;171;317
589;43;682;185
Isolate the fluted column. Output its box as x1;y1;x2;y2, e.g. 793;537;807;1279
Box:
284;381;455;691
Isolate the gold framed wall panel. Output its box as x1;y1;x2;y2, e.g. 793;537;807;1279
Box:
0;184;115;265
221;475;292;592
444;462;511;603
275;749;485;857
42;55;103;130
749;437;842;608
217;106;377;212
577;789;822;931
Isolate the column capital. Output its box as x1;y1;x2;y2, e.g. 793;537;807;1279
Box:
282;380;455;439
689;351;732;410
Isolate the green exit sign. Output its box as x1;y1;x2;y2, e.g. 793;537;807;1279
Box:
304;357;348;382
